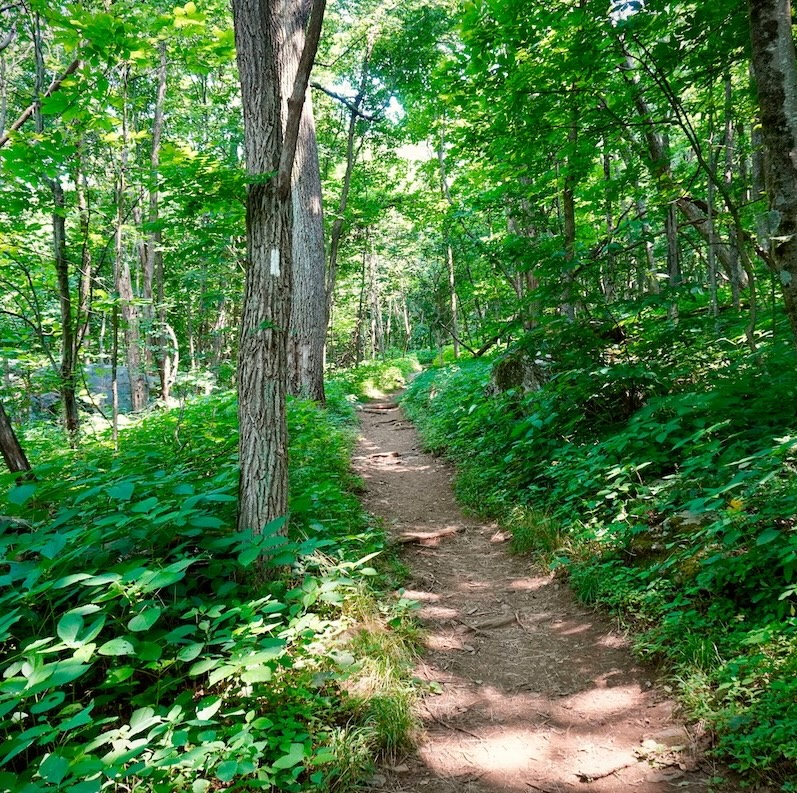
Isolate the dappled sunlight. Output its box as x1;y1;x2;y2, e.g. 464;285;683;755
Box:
402;589;440;602
556;622;593;636
418;604;460;620
507;576;552;592
353;399;705;793
418;727;555;777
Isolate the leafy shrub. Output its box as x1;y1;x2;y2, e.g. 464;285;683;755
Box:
0;390;415;792
402;314;797;785
329;356;421;401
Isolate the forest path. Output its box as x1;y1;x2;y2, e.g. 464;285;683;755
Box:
352;395;718;793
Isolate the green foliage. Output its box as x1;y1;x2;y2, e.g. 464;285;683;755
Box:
330;356;421;401
402;312;797;786
0;390;415;791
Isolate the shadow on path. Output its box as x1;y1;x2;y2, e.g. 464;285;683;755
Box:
352;398;721;793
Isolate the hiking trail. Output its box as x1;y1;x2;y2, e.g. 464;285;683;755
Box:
352;395;721;793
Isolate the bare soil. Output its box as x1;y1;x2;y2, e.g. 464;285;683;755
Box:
352;397;723;793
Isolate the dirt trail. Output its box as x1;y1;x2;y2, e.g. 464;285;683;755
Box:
352;397;718;793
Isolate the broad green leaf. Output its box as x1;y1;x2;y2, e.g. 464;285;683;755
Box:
98;638;134;656
57;612;84;644
128;606;162;632
177;643;204;662
189;657;219;676
241;666;272;683
38;753;70;784
108;481;135;501
215;761;238;783
238;547;260;567
40;532;68;559
131;496;159;513
195;696;221;720
7;483;36;506
271;743;305;770
757;528;781;546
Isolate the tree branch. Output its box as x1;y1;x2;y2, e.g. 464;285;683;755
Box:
277;0;327;201
0;25;14;53
310;81;378;121
0;57;80;148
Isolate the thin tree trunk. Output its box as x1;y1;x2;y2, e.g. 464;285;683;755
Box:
666;202;681;320
561;122;578;320
0;399;30;473
115;69;148;412
325;41;372;319
146;42;175;402
282;0;326;402
446;245;459;358
748;0;797;349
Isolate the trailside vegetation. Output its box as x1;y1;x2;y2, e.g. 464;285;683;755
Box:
401;310;797;788
0;370;419;793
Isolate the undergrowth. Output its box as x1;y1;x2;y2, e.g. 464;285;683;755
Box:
328;356;421;401
0;365;420;792
401;309;797;789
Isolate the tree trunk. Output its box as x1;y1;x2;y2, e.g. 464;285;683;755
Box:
282;0;326;402
51;179;80;443
666;202;681;320
748;0;797;347
325;42;372;318
146;42;175;402
561;123;578;320
447;245;459;358
0;399;30;474
115;69;148;412
232;0;325;534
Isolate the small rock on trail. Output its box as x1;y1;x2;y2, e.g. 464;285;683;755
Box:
352;396;722;793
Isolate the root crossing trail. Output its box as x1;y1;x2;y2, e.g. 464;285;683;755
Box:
353;397;717;793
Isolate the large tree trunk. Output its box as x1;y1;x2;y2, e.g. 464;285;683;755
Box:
0;400;30;474
748;0;797;347
232;0;325;534
281;0;326;403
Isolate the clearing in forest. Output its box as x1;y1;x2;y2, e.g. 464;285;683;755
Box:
353;397;721;793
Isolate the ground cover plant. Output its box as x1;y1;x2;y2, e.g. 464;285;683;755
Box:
401;308;797;789
0;365;420;793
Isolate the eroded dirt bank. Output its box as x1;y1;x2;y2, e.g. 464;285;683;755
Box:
352;398;720;793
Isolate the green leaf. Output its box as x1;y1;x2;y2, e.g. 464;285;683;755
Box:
215;760;238;783
40;532;68;559
241;665;272;683
756;528;781;546
188;657;219;676
7;483;36;506
237;547;261;567
195;696;222;720
108;481;135;501
131;496;159;513
57;612;84;644
272;743;305;769
98;638;134;656
127;606;162;632
177;643;204;662
39;753;70;784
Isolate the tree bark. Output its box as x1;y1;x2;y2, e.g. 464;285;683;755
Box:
115;69;148;412
748;0;797;347
281;0;327;402
232;0;325;534
0;399;30;474
51;179;80;443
